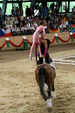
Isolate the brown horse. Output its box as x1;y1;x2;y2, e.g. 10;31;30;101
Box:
35;63;56;108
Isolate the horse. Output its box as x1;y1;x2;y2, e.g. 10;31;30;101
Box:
35;63;56;108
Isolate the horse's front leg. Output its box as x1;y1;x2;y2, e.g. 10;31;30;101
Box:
46;86;52;108
52;81;56;99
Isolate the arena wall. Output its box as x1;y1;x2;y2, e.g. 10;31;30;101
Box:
0;32;75;51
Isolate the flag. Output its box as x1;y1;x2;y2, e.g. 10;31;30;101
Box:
69;24;75;33
49;27;60;33
0;29;11;37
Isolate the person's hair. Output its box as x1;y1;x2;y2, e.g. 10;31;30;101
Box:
40;20;46;25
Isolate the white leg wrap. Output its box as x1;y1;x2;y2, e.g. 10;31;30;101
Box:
46;99;52;108
44;83;48;91
53;91;56;99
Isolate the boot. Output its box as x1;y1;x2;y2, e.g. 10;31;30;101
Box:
37;57;43;65
49;57;53;63
39;57;43;64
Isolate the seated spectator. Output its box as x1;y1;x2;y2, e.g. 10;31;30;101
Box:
11;24;18;36
22;16;27;26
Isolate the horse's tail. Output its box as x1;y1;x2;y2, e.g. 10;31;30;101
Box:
38;67;48;101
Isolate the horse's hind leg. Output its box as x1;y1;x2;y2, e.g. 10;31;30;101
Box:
46;86;52;108
52;81;56;99
52;81;55;91
48;86;51;98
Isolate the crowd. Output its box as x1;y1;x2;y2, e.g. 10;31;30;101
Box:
0;5;75;36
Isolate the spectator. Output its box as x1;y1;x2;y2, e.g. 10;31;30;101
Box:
11;7;15;15
25;6;31;17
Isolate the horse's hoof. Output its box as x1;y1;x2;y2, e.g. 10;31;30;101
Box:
47;107;52;112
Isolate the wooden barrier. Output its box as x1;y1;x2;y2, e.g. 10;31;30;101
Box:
0;32;75;51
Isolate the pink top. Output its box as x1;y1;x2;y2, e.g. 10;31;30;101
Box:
30;25;46;56
33;25;46;42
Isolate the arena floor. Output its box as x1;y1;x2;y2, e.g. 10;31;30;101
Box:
0;43;75;113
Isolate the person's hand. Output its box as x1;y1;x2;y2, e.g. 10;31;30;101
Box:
29;54;32;60
43;55;45;58
40;54;44;58
41;55;45;58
